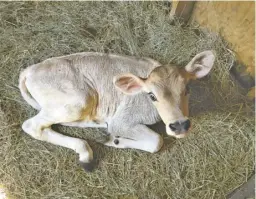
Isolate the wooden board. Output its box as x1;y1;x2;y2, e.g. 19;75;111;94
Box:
170;1;195;23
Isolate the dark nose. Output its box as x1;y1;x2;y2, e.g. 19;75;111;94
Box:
169;120;191;134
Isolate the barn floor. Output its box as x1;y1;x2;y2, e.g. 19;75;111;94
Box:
0;2;254;199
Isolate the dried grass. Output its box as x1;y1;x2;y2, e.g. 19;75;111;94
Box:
0;2;254;199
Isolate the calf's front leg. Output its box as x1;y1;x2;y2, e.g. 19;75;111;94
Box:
104;124;163;153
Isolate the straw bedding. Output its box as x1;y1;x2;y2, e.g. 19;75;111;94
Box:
0;2;254;199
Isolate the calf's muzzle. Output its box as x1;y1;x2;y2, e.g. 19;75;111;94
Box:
169;119;191;135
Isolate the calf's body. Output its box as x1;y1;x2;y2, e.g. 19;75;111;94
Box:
19;51;215;171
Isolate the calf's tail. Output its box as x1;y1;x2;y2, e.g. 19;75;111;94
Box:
19;68;41;110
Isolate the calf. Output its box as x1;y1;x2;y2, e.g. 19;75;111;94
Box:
19;51;215;171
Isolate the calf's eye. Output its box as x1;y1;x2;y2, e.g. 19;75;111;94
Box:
148;92;157;101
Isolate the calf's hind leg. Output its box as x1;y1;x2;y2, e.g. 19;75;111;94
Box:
22;110;94;171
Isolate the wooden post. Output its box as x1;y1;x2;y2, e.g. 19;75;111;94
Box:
170;1;195;24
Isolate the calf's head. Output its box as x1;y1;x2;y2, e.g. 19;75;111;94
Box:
114;51;215;138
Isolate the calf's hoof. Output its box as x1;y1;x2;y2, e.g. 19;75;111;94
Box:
79;160;96;172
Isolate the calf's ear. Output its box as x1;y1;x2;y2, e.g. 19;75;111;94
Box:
113;73;146;95
185;51;215;79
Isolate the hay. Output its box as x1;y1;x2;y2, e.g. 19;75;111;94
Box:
0;2;254;199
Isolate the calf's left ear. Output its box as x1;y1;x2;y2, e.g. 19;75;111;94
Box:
113;73;146;95
185;50;215;79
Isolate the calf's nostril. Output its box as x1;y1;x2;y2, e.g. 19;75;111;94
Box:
169;123;177;131
183;120;191;131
